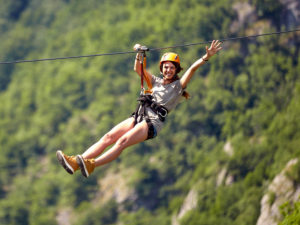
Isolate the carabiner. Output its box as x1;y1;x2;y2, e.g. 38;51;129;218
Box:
158;108;168;118
140;87;146;95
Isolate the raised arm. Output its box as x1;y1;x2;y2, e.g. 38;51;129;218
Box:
133;44;153;82
180;40;222;89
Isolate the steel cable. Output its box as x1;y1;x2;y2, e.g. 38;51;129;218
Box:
0;28;299;65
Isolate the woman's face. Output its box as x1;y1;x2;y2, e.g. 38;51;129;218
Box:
162;61;176;80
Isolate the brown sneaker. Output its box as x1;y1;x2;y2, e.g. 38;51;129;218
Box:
76;155;95;178
56;150;79;175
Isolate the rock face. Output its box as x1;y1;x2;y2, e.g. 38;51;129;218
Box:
94;168;138;206
172;188;198;225
177;189;198;219
223;141;233;157
256;159;300;225
217;168;227;187
231;2;257;33
225;174;235;186
56;210;71;225
280;0;300;28
231;0;300;39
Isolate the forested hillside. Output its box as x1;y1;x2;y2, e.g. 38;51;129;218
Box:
0;0;300;224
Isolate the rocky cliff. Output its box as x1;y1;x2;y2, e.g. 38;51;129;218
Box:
256;159;300;225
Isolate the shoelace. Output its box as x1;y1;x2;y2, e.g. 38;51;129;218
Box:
83;158;95;171
65;155;76;160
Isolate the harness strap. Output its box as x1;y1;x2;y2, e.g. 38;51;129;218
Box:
134;47;165;126
137;48;153;94
133;95;168;126
142;54;153;94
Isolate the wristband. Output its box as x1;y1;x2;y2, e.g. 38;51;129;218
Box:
202;57;209;61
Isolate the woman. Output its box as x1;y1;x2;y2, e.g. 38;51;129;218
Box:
56;40;222;178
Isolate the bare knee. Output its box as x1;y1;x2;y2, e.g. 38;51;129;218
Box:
100;133;115;145
116;136;129;147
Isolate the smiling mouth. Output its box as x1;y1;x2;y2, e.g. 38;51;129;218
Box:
165;74;174;79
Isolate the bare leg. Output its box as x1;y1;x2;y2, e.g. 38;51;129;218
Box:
81;118;135;159
95;121;148;167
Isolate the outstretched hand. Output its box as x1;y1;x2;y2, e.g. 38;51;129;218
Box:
206;40;222;58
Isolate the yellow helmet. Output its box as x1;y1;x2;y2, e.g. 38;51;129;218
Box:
159;52;180;66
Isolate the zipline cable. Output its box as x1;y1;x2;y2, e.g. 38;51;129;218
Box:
149;28;300;51
0;51;137;65
0;28;300;65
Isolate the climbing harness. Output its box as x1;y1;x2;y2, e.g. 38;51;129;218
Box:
132;46;168;127
132;94;168;125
